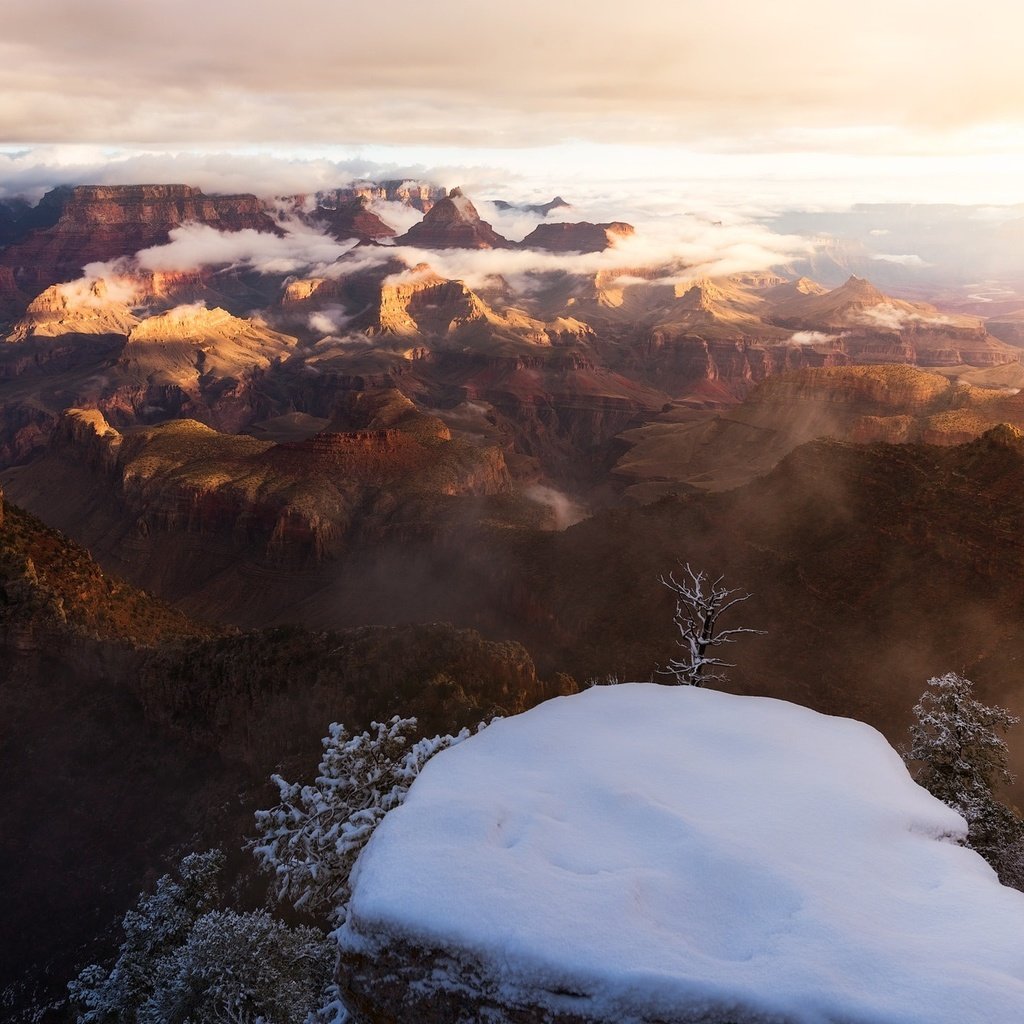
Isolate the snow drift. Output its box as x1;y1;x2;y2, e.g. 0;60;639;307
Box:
338;684;1024;1023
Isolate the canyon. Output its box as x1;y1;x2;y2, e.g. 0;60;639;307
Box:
6;178;1024;1021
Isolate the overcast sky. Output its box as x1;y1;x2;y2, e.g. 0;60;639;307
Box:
3;0;1024;205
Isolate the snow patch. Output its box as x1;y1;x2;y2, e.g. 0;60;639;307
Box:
342;684;1024;1024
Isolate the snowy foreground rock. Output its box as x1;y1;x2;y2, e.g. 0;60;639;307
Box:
336;684;1024;1024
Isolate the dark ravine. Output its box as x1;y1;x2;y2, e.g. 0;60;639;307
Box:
0;482;571;1019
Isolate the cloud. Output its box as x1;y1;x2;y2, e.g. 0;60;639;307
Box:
129;220;359;274
4;0;1024;153
154;302;209;320
368;199;423;236
872;254;931;267
307;305;351;336
53;275;140;307
853;304;951;331
0;147;466;203
67;186;807;294
787;331;839;346
524;484;587;530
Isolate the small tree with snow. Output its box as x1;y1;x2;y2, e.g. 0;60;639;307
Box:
904;672;1024;877
658;563;764;686
137;909;333;1024
252;716;474;925
68;850;335;1024
69;850;224;1022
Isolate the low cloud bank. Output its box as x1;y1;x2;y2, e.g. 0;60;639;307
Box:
854;304;950;331
787;330;840;346
67;193;809;298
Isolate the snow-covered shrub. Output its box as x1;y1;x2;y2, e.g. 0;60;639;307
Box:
252;716;475;924
69;850;223;1022
136;909;332;1024
68;851;334;1024
904;672;1024;881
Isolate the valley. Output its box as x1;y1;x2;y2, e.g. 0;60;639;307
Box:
5;177;1024;1021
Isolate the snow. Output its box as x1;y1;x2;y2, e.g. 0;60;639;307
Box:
340;684;1024;1023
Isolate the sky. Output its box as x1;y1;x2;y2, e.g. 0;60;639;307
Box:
3;0;1024;207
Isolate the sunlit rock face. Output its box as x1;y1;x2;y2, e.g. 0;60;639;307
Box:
6;278;139;342
396;188;514;250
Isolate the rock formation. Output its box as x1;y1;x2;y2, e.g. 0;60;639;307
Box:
7;277;140;341
0;184;281;298
612;364;1024;500
8;400;512;581
985;309;1024;347
368;270;549;347
311;195;396;242
0;264;30;323
520;220;634;253
321;180;447;213
338;685;1024;1024
492;195;571;216
396;188;513;249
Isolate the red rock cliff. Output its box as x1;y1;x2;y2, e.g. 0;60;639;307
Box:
0;184;281;297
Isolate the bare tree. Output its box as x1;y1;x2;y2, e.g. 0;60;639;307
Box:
658;564;764;686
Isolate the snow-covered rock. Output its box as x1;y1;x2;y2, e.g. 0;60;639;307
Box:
337;684;1024;1024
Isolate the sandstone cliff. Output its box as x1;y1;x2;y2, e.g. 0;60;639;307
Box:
319;180;447;213
12;400;511;575
7;277;140;341
368;271;550;349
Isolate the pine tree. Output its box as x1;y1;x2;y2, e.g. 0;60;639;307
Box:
68;850;224;1022
67;851;335;1024
904;672;1024;878
251;716;476;925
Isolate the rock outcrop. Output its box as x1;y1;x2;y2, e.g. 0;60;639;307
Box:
368;270;551;348
396;188;513;249
520;220;634;253
321;180;447;213
337;685;1024;1024
15;400;511;571
7;277;140;341
985;309;1024;347
492;195;571;216
768;276;1010;368
312;195;396;242
0;265;28;322
0;184;281;297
